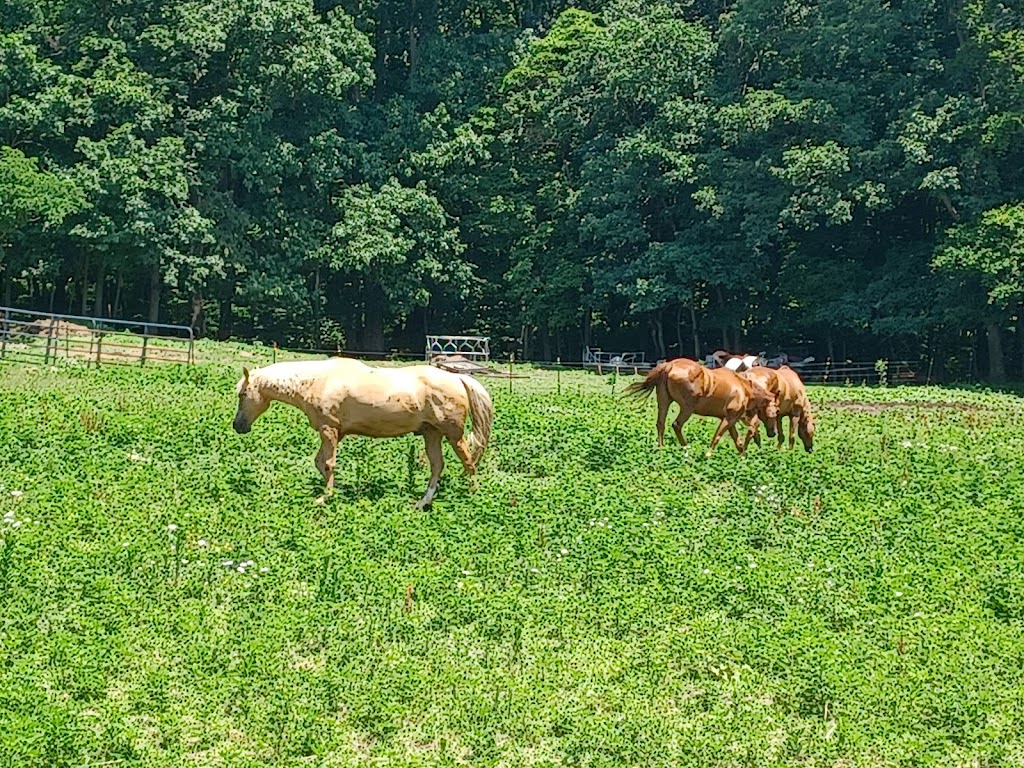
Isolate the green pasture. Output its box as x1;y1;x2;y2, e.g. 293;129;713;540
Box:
1;361;1023;767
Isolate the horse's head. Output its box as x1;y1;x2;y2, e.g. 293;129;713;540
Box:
233;367;268;434
798;410;816;452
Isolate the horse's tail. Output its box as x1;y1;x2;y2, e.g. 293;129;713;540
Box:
459;374;493;464
624;360;673;401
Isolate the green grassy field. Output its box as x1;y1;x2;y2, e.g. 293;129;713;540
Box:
2;361;1024;767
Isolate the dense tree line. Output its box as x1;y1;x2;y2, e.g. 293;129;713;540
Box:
2;0;1022;379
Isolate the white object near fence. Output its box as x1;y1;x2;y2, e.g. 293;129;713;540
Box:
425;335;490;362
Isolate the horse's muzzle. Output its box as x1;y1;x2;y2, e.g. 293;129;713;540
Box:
233;420;250;434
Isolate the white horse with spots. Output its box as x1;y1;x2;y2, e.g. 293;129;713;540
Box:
232;358;493;507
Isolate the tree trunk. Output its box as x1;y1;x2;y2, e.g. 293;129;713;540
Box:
651;313;666;359
581;307;593;351
191;292;206;337
408;27;420;79
362;281;385;351
148;262;161;324
112;273;123;318
218;268;236;341
79;252;89;315
986;321;1006;383
94;260;107;318
1017;315;1024;379
690;305;700;359
312;266;322;344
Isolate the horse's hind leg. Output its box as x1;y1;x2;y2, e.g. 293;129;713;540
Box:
416;427;444;509
655;388;671;447
671;406;693;447
788;413;797;450
447;434;476;476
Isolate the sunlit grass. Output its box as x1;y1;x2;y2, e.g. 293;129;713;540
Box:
1;362;1023;766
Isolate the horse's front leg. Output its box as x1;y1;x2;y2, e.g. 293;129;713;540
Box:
741;416;762;451
314;426;339;504
707;415;740;457
416;427;444;509
737;417;761;454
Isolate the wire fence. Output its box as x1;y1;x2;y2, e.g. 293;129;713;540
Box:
0;306;926;388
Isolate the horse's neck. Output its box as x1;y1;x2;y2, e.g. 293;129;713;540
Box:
258;372;321;414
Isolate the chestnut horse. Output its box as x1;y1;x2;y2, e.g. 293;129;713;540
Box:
742;365;815;452
232;358;493;507
626;358;778;456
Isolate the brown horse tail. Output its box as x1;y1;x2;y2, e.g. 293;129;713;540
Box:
624;361;672;401
459;374;493;464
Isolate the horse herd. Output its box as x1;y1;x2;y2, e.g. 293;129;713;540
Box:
232;356;814;507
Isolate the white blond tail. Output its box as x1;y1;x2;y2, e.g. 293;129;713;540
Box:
459;375;493;463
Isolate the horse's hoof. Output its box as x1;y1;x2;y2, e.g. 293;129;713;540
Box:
315;495;328;505
414;499;432;510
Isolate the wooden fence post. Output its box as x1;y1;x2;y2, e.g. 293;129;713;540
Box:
0;307;8;359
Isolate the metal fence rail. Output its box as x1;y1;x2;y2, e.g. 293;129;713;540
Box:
0;306;194;368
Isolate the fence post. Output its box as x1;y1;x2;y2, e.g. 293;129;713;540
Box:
0;307;8;359
556;357;561;396
95;332;103;368
273;342;278;365
508;353;514;394
141;335;148;366
44;317;55;365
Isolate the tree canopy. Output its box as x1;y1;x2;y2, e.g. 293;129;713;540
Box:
2;0;1022;378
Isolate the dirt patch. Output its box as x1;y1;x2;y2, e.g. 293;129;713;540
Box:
827;400;987;414
14;319;95;337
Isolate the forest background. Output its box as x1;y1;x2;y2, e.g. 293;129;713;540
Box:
2;0;1023;380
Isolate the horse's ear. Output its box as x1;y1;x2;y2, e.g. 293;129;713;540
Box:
242;366;250;381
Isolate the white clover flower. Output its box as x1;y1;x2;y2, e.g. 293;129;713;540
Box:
530;567;539;573
167;524;178;533
259;567;269;574
197;539;208;548
10;491;23;498
894;591;903;597
222;560;234;568
560;548;568;556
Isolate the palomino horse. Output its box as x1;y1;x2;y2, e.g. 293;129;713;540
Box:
626;358;778;456
232;358;493;507
741;365;815;452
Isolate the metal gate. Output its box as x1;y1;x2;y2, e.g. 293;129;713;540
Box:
0;306;195;367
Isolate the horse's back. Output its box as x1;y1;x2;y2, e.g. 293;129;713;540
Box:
774;366;809;412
